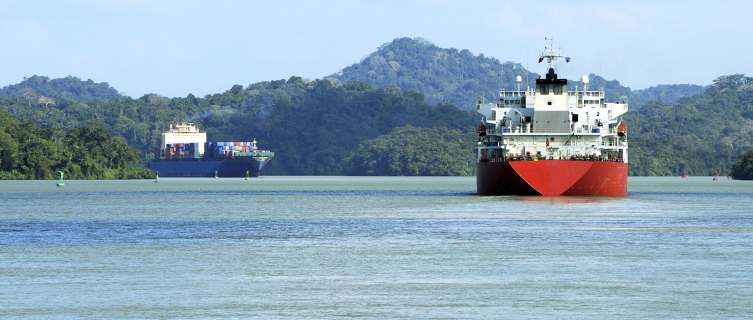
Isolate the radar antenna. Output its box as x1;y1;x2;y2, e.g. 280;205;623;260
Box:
540;37;565;72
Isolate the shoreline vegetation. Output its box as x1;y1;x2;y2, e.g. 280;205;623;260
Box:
0;111;153;180
2;39;753;179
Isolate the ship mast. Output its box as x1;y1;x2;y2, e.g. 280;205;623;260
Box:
540;37;565;72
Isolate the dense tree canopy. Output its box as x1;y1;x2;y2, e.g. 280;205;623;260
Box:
564;75;708;110
0;71;745;178
343;126;474;176
0;38;744;178
205;78;476;175
633;84;708;108
625;74;753;176
730;149;753;179
0;77;477;176
332;37;707;111
0;75;122;101
331;37;534;110
0;111;153;179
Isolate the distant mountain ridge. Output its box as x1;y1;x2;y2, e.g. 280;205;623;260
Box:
329;37;534;110
0;37;740;178
0;75;122;101
0;38;707;109
624;74;753;176
330;37;707;110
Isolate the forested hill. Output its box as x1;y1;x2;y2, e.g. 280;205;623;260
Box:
329;37;533;110
625;74;753;176
0;72;749;177
0;75;122;101
329;37;707;110
0;37;740;179
0;110;153;179
1;38;706;110
582;76;707;110
634;84;708;108
0;77;477;176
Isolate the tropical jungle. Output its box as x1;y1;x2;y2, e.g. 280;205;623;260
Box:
2;37;753;179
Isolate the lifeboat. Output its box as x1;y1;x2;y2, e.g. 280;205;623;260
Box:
477;123;487;136
617;123;627;137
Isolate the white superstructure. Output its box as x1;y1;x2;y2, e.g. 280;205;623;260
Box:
160;122;207;157
475;40;629;163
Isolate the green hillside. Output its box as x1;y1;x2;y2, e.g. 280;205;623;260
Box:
0;75;122;101
0;111;153;180
625;74;753;176
0;77;476;176
0;38;749;179
343;126;474;176
330;37;533;110
331;37;706;110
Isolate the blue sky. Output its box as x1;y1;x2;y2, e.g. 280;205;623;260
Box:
1;0;750;98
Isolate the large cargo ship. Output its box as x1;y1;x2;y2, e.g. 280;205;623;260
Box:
475;39;628;196
148;123;274;177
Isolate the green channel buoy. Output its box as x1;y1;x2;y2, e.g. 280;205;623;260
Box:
155;173;159;183
245;171;250;180
56;171;65;187
215;171;218;179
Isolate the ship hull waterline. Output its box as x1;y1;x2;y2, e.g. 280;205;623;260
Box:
476;160;628;196
148;156;271;178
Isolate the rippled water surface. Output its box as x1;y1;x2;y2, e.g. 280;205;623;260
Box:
1;176;751;319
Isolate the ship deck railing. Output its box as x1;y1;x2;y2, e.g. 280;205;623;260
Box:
483;128;617;135
479;141;627;148
480;156;625;163
497;89;606;97
233;151;275;157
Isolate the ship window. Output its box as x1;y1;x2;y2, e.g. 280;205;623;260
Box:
572;114;579;122
539;85;549;95
515;100;520;104
554;85;563;95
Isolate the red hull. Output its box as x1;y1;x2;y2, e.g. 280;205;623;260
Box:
476;160;628;196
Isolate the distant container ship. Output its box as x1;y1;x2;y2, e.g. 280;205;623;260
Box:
148;123;274;177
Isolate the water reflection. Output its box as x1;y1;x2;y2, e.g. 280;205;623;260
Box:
509;195;615;205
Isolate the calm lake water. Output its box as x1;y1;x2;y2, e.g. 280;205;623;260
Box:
1;176;751;319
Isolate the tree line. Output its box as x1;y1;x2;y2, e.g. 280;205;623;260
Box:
2;37;753;179
0;111;153;179
624;74;753;177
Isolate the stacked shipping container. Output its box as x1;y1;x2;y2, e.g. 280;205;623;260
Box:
160;141;271;160
162;143;201;159
203;142;253;158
